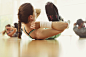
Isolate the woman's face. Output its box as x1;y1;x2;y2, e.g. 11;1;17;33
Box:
5;26;11;31
81;22;85;27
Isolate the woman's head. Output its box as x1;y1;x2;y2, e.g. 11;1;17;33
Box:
2;24;11;35
18;3;36;38
76;19;84;27
14;23;18;28
18;3;35;24
5;24;11;28
5;24;11;31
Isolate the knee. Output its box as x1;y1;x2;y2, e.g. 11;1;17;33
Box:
62;23;68;30
64;23;68;28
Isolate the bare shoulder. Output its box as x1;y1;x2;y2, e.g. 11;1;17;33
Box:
28;28;45;39
22;27;42;39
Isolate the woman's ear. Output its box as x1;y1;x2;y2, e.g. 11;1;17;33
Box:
28;15;33;21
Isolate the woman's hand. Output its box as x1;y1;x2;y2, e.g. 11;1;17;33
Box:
74;23;77;25
30;22;40;29
35;9;41;18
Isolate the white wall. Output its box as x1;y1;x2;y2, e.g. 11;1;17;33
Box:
1;0;86;36
56;0;86;35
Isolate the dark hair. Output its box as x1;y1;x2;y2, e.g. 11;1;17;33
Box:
5;24;11;27
14;23;18;32
14;23;18;29
18;3;34;38
2;24;11;35
76;19;84;26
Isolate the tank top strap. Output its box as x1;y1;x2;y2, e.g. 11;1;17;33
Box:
24;27;35;38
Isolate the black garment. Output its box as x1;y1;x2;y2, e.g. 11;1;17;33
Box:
45;2;60;21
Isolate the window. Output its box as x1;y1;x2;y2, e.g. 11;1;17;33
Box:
0;15;13;31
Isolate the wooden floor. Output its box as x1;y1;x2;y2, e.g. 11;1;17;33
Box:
0;35;86;57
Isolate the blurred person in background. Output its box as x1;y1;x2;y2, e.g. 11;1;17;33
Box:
2;24;17;37
73;19;86;38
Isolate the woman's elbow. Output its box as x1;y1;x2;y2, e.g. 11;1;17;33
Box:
36;31;44;39
8;34;12;37
36;34;43;40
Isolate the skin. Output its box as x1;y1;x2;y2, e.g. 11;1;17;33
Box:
4;9;40;37
74;22;84;29
22;9;68;39
6;27;17;37
5;9;68;39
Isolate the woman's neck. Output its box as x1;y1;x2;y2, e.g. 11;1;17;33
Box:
24;22;33;33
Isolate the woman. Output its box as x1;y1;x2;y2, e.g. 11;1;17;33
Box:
73;19;86;38
18;3;68;39
2;24;17;37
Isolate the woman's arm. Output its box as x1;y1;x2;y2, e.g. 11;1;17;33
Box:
30;21;68;39
52;22;68;31
2;30;6;35
73;23;77;27
35;9;41;18
84;21;86;23
31;21;68;31
6;27;17;37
